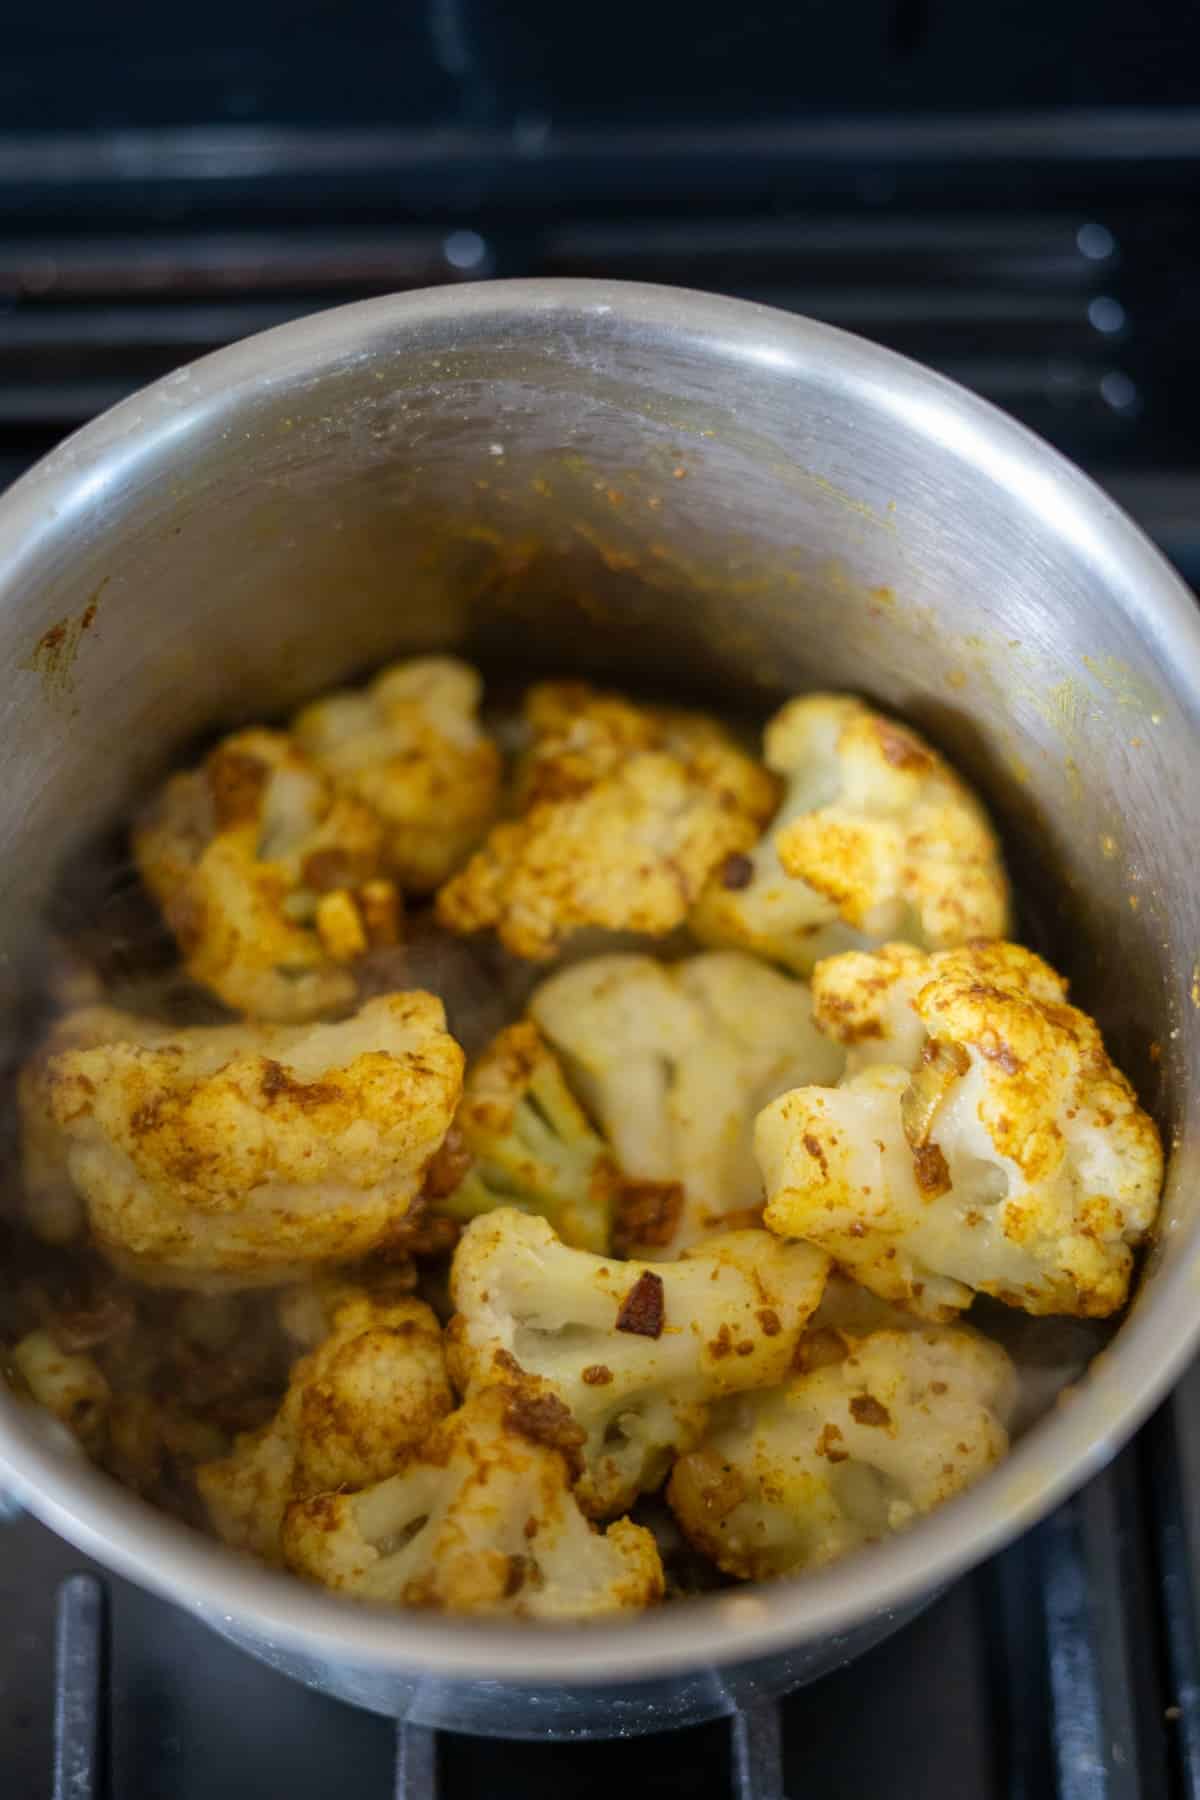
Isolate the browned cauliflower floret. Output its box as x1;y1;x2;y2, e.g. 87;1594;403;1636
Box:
692;694;1010;975
7;1329;228;1504
435;682;777;961
668;1323;1014;1579
756;942;1163;1319
198;1288;450;1563
24;993;463;1288
134;728;400;1022
448;1208;829;1517
292;656;501;893
809;941;934;1071
282;1381;664;1618
433;1020;620;1253
529;951;844;1254
9;1327;113;1453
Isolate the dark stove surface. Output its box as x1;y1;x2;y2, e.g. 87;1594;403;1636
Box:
1;29;1200;1790
4;1366;1200;1798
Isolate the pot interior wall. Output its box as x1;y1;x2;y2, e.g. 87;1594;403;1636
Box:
0;300;1195;1314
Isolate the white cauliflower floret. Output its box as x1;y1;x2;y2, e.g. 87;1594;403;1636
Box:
435;682;777;961
692;694;1010;975
25;992;463;1288
198;1288;450;1563
134;727;400;1022
282;1381;664;1619
757;942;1163;1319
529;951;845;1253
292;656;502;893
668;1324;1014;1579
434;1020;619;1253
448;1208;829;1516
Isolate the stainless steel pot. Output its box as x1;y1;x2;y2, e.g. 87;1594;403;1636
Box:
1;280;1198;1739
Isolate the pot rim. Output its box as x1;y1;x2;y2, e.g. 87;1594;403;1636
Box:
1;277;1198;1685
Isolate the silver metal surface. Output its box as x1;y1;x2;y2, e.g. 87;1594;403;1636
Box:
0;280;1197;1734
53;1574;105;1800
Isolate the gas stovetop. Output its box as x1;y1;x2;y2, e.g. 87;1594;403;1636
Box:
5;1361;1200;1797
2;13;1200;1788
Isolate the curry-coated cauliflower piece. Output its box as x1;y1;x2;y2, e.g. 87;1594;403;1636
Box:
434;1020;619;1253
9;1328;113;1453
19;1004;139;1246
756;942;1163;1319
292;656;502;893
448;1208;829;1517
692;694;1010;975
435;682;777;961
282;1381;664;1618
198;1288;451;1563
25;993;463;1288
8;1331;229;1503
667;1323;1014;1579
134;727;401;1022
529;951;845;1253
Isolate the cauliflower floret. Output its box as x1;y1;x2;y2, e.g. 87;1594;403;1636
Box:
448;1208;829;1516
435;682;777;961
198;1288;450;1563
282;1381;663;1618
19;1004;139;1246
134;728;401;1022
529;951;845;1253
756;942;1163;1319
9;1328;112;1453
8;1328;228;1500
692;694;1010;975
668;1323;1014;1579
292;656;502;893
25;992;463;1288
434;1020;619;1253
103;1394;230;1506
809;941;934;1072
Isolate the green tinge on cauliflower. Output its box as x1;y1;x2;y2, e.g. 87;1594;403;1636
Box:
434;1020;617;1253
528;950;845;1255
447;1207;829;1517
282;1382;665;1619
198;1287;451;1564
756;941;1164;1320
24;992;463;1289
691;693;1011;976
668;1324;1015;1580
